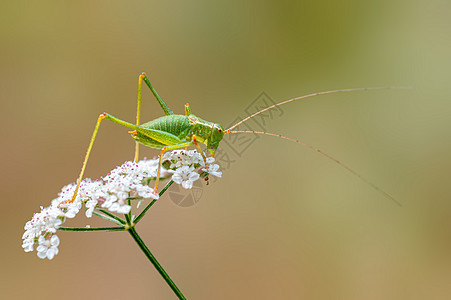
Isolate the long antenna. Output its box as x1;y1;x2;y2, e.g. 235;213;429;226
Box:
229;130;402;206
226;86;411;132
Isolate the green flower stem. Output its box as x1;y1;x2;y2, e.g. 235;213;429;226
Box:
126;197;132;223
124;213;131;224
133;180;174;224
92;211;124;226
133;199;156;224
96;209;126;224
58;226;125;232
127;226;186;300
158;180;175;196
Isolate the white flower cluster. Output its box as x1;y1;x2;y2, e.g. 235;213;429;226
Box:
23;150;222;260
163;150;222;189
22;159;160;260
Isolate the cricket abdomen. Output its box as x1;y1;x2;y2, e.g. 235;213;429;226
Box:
141;115;191;137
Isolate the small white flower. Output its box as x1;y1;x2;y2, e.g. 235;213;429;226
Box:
45;218;63;233
200;156;215;167
36;235;60;260
135;185;156;198
170;166;200;189
204;163;222;178
85;199;98;218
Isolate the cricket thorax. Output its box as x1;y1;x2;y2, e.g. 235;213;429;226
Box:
190;115;225;152
190;116;213;140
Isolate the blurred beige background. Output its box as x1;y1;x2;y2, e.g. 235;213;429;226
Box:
2;1;451;299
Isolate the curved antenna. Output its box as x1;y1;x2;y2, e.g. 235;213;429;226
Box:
226;86;411;132
229;130;401;206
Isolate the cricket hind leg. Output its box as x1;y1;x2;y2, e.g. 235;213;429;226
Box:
139;72;174;116
134;74;144;162
135;72;176;162
135;73;172;162
64;113;139;205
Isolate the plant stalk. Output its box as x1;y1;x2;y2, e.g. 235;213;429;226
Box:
127;226;186;300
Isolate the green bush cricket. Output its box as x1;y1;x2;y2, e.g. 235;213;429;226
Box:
68;73;406;205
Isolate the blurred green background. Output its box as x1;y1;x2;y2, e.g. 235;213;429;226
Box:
2;1;451;299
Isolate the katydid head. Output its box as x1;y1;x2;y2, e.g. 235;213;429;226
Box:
206;123;226;157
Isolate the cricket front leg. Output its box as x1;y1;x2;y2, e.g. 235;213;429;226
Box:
192;135;210;185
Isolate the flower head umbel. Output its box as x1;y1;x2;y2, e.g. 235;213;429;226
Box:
163;150;222;186
23;150;222;260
